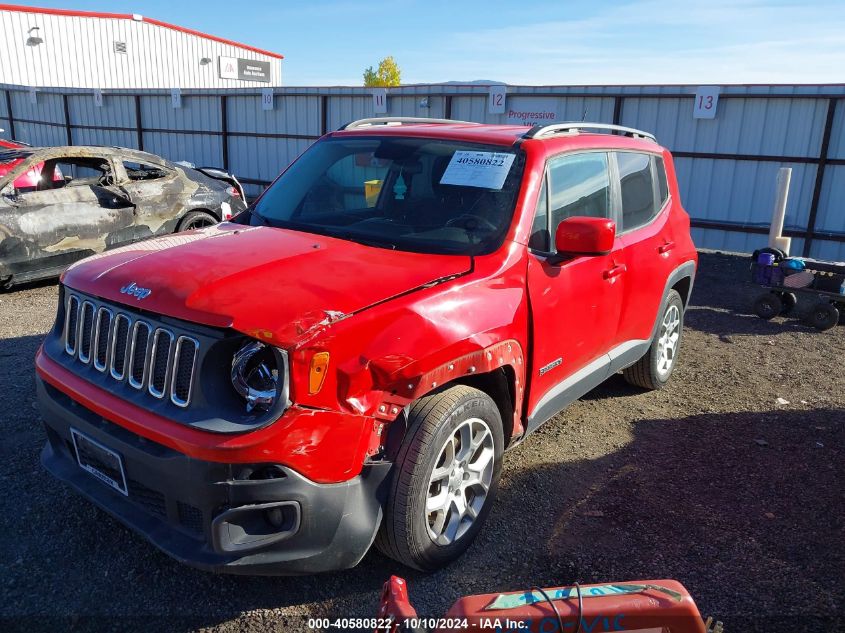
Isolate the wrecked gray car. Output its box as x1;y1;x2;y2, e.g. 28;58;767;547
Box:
0;146;247;288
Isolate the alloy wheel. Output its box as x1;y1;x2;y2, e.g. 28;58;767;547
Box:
656;304;681;378
425;418;495;546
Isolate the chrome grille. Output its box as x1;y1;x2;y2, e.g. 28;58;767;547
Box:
64;295;80;355
128;322;151;389
149;329;173;398
109;315;130;380
93;308;112;371
171;337;199;407
63;292;199;407
78;301;95;363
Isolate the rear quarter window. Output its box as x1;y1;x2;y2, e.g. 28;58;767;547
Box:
655;156;669;204
617;152;658;232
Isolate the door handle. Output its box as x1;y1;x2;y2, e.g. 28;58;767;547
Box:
603;264;627;280
658;240;676;254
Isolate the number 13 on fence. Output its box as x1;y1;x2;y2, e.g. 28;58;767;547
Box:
693;86;720;119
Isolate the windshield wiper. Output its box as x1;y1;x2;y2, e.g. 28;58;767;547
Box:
335;233;397;250
250;208;272;226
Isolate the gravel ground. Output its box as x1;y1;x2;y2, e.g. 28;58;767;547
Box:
1;252;843;632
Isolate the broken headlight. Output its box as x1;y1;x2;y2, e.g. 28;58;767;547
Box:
230;340;288;413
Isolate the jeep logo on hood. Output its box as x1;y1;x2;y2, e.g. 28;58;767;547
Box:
120;282;152;300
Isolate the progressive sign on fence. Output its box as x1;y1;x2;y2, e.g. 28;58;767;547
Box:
505;97;558;126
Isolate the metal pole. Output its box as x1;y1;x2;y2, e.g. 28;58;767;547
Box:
803;97;838;257
4;90;15;139
134;95;144;151
221;95;229;170
62;94;72;145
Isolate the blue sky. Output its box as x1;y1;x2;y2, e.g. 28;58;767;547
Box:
11;0;845;85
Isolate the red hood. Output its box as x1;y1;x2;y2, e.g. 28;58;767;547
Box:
62;224;472;346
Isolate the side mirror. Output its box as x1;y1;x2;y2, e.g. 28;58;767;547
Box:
554;216;616;256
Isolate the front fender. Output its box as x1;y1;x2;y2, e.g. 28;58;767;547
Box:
288;245;530;435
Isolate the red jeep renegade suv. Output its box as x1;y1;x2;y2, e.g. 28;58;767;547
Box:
36;118;697;574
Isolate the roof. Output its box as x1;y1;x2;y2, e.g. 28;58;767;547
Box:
331;122;663;153
0;145;175;165
0;4;283;59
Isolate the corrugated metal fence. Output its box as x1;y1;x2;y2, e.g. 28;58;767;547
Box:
1;83;844;259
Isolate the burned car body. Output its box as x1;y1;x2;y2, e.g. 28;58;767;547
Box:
0;145;246;288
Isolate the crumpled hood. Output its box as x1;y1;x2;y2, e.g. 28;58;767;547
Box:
62;224;472;346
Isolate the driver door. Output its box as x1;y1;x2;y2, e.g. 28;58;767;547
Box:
1;155;135;276
525;151;626;430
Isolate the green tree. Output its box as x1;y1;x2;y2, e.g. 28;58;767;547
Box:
363;56;402;87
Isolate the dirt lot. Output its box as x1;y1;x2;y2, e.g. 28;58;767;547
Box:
1;252;843;632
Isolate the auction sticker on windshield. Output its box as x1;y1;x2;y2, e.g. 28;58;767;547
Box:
440;151;516;189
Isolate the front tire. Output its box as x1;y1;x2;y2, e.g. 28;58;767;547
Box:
753;292;783;320
623;290;685;390
375;385;503;571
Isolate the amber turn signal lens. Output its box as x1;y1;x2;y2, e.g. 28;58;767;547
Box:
309;352;330;394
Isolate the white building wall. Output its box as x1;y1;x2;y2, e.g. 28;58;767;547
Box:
0;9;282;89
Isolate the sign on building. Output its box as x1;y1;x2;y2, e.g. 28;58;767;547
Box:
505;97;558;126
372;88;388;114
219;56;272;83
488;85;507;114
261;88;274;111
693;86;720;119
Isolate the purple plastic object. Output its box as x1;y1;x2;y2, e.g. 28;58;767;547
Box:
754;252;777;284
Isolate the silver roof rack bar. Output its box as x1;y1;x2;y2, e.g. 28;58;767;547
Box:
339;117;479;130
524;122;656;142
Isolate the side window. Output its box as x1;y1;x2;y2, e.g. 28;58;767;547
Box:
17;157;109;193
617;152;657;232
655;156;669;205
547;152;611;231
528;178;549;251
123;161;170;181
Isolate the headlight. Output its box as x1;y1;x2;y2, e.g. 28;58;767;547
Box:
230;340;287;413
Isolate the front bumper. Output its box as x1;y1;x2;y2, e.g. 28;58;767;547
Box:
38;377;391;575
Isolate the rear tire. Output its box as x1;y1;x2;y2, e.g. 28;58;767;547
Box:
805;302;839;331
375;385;503;571
177;210;217;232
623;290;684;390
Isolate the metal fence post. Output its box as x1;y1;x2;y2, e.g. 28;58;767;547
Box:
803;97;838;257
612;96;623;126
221;94;229;170
4;89;15;139
320;95;328;135
62;93;72;145
134;95;144;150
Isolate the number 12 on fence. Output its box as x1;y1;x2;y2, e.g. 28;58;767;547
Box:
488;86;506;115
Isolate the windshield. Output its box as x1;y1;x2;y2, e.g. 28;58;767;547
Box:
247;136;525;255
